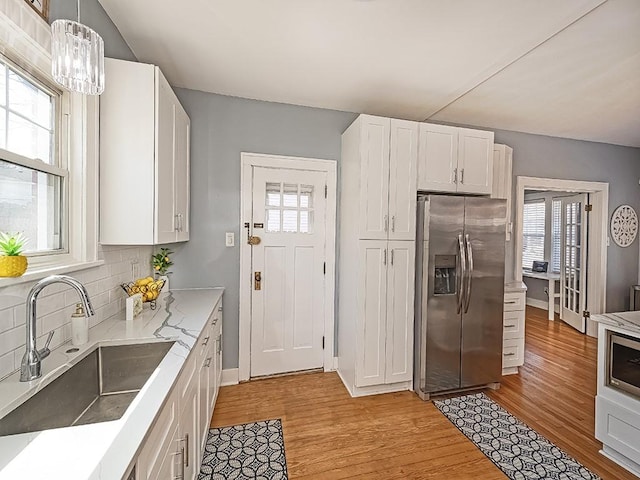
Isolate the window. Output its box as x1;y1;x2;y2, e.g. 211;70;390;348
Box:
265;183;314;233
522;200;545;270
551;199;562;273
0;55;65;255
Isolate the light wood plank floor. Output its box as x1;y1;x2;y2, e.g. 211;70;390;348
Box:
211;306;637;479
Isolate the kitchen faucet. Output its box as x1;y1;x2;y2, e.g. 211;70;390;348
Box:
20;275;94;382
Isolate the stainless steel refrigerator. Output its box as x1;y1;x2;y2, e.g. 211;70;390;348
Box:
414;195;506;400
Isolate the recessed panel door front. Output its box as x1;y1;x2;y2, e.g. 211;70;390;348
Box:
251;167;327;377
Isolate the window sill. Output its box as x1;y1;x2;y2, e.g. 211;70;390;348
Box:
0;260;105;288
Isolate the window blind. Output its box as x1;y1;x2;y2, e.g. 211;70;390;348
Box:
522;200;545;270
551;199;562;273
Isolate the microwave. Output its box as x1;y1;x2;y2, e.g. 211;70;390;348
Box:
608;332;640;398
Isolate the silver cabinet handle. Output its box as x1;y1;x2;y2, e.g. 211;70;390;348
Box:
505;300;517;304
463;234;473;314
384;215;389;233
204;357;212;368
504;352;516;357
453;168;458;184
217;333;222;355
460;168;465;184
504;324;517;329
457;234;466;314
175;214;180;232
390;249;394;266
184;434;189;468
383;249;387;265
202;336;210;346
391;216;395;233
218;305;223;312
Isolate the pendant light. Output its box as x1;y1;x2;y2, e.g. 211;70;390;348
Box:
50;0;105;95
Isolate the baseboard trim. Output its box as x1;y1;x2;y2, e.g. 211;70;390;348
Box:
526;298;560;314
221;368;239;386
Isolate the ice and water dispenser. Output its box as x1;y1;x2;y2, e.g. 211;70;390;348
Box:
433;254;457;295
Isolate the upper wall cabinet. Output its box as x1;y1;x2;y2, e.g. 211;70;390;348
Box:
100;58;190;245
491;144;514;240
417;123;494;195
357;115;418;240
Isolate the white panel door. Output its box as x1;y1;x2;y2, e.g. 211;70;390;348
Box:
358;115;390;240
560;194;588;333
356;240;388;387
388;120;418;241
417;123;457;193
155;71;177;244
457;127;494;195
251;167;327;377
385;241;415;384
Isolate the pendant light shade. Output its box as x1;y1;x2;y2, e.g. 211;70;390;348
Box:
51;19;105;95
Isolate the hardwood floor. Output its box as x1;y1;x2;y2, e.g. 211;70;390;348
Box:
211;306;637;479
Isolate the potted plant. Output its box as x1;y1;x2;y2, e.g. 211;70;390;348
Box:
151;248;173;291
0;232;28;277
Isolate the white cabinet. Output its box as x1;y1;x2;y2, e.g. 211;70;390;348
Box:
355;240;415;388
491;144;513;240
137;295;223;479
357;115;418;241
100;58;190;245
338;114;417;397
417;123;494;195
502;291;526;375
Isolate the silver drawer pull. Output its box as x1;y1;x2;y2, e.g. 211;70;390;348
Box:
505;300;517;304
504;324;517;328
204;357;212;368
504;352;516;357
202;336;210;346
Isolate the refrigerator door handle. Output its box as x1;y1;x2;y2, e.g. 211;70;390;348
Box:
457;234;466;314
464;234;474;313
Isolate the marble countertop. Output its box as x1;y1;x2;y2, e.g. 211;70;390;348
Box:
505;281;528;293
0;287;223;480
592;311;640;336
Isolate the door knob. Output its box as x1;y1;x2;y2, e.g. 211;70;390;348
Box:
254;271;262;290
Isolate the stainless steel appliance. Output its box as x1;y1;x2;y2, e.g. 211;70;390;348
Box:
414;195;506;400
608;332;640;398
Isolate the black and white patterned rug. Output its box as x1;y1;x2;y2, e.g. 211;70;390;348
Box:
198;419;288;480
434;393;600;480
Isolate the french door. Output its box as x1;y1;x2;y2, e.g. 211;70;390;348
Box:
560;194;588;333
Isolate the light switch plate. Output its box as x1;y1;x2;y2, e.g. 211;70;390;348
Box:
225;232;235;247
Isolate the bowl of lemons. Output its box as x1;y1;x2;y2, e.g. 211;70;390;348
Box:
121;276;166;308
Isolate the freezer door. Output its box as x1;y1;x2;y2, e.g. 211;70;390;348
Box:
422;195;465;393
460;197;506;388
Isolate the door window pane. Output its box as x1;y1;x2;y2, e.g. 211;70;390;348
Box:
264;182;314;234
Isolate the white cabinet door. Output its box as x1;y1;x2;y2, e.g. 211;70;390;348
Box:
198;353;211;452
358;116;390;240
388;120;418;241
457;128;494;195
491;144;513;240
174;105;190;242
136;397;179;480
356;241;388;387
385;241;415;384
417;123;457;193
155;70;177;244
181;383;199;480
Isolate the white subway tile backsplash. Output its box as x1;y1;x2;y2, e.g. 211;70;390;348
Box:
0;245;153;380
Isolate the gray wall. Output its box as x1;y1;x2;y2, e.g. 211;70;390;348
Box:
49;0;136;61
170;89;357;369
494;128;640;312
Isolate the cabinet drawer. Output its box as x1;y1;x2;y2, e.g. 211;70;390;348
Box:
596;395;640;464
502;338;524;368
503;310;524;340
504;292;525;312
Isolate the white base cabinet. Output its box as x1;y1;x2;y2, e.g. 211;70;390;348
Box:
135;296;223;479
100;58;190;245
502;291;525;375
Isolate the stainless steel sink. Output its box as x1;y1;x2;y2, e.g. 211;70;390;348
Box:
0;341;175;436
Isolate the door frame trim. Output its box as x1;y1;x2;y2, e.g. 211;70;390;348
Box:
515;176;608;337
239;152;337;382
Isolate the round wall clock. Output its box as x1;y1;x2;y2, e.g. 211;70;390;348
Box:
610;204;638;247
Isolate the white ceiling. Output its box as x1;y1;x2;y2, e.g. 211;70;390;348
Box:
98;0;640;148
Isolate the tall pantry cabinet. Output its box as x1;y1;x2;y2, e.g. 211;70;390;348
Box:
338;115;417;397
